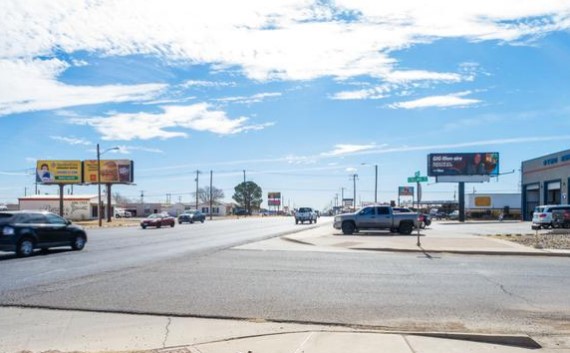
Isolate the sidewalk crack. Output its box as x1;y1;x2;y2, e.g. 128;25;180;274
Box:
163;317;172;348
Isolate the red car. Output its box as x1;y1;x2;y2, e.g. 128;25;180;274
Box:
140;213;175;229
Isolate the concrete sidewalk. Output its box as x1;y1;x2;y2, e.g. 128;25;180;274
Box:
280;220;570;257
0;307;553;353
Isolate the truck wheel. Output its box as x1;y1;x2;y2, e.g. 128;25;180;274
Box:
295;219;299;224
399;222;413;235
342;222;355;235
314;218;317;224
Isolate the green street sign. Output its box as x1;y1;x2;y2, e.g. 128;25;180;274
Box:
408;176;428;183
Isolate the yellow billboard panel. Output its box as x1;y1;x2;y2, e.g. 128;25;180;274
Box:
474;196;492;207
36;160;82;184
84;160;133;184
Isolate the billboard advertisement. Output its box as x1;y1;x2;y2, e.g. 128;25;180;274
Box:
268;192;281;199
428;153;499;177
36;160;82;184
268;192;281;206
83;160;134;184
398;186;414;196
268;199;281;206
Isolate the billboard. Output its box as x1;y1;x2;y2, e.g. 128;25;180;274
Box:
428;153;499;177
268;192;281;199
268;192;281;206
83;160;134;184
398;186;414;196
36;160;82;184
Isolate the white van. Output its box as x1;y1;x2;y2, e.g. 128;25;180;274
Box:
532;204;570;229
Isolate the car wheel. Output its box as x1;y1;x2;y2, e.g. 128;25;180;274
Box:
71;235;86;251
201;219;205;223
178;220;182;224
16;238;35;257
314;218;317;224
156;223;162;228
170;222;175;227
190;220;194;224
295;219;299;224
399;222;414;235
342;222;355;235
141;224;147;229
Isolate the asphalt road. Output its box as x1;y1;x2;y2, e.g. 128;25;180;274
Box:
1;217;569;336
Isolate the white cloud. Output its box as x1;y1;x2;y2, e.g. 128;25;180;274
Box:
384;70;463;83
389;92;481;109
70;103;274;140
181;80;236;88
331;87;388;100
321;144;377;156
2;0;568;85
50;136;92;145
0;59;167;116
116;145;164;154
217;92;282;104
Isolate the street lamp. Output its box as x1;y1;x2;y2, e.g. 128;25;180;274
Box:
362;163;379;204
97;143;119;227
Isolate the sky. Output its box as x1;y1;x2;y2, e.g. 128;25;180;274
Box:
1;0;570;210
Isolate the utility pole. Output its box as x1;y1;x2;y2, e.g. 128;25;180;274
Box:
209;170;213;220
374;164;378;204
195;170;200;210
243;169;247;215
352;174;358;211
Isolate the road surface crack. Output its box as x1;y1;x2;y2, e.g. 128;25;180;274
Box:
484;277;543;310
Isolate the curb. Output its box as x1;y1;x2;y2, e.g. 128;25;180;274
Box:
280;236;570;257
349;247;570;257
281;235;316;246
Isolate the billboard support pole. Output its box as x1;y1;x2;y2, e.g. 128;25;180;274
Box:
106;184;112;223
59;184;64;217
459;182;465;222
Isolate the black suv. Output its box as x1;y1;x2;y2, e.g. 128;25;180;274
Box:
0;211;87;257
178;210;206;224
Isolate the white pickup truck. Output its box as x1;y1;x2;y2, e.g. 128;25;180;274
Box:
295;207;317;224
333;205;419;235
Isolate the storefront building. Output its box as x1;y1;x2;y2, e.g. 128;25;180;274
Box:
521;149;570;220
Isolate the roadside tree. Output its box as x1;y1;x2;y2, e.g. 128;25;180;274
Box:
232;181;262;214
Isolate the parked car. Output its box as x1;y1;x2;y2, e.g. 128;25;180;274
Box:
334;206;419;235
448;210;460;220
0;211;87;257
140;213;176;229
532;204;570;229
418;213;432;228
233;208;251;216
178;210;206;224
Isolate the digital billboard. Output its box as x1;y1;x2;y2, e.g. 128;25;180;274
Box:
398;186;414;196
83;160;134;184
428;153;499;177
36;160;82;184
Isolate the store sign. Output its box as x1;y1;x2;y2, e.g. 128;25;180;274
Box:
36;160;82;184
83;160;134;184
428;153;499;177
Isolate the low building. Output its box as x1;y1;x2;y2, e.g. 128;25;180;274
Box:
521;149;570;220
467;193;521;219
18;194;108;221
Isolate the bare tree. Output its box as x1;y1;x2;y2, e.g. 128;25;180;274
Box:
195;186;225;204
112;192;131;206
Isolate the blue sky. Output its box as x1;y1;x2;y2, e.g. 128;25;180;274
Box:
1;1;570;210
